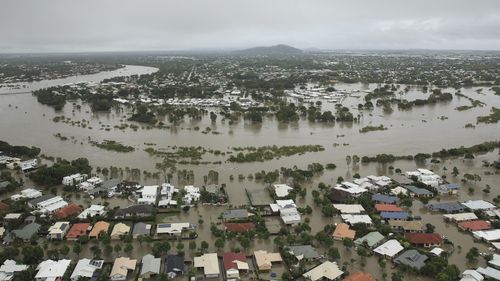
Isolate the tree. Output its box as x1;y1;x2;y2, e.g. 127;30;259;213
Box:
22;246;44;265
452;167;459;177
124;243;133;254
425;223;436;233
466;247;479;262
214;238;225;251
114;244;122;254
60;245;70;256
201;241;209;252
189;241;197;251
72;243;82;256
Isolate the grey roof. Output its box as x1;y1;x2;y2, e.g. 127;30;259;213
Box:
132;222;151;237
141;254;160;276
100;179;121;189
165;255;185;274
114;204;154;218
27;194;55;206
223;209;248;220
13;222;41;240
405;185;433;196
354;231;385;248
287;245;320;259
426;202;464;213
394;250;428;270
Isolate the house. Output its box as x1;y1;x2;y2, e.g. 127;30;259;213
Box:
333;182;368;197
66;223;90;240
354;231;385;248
47;221;70;240
224;222;256;233
389;220;424;233
429;247;444;257
287;245;320;261
13;222;41;241
78;204;106;219
158;183;179;207
437;183;460;195
460;269;484;281
394;249;428;270
27;194;55;208
183;185;201;205
458;220;492;231
54;203;81;219
28;195;68;214
280;207;301;225
488;254;500;270
132;222;151;238
70;259;104;281
333;204;365;214
4;213;22;221
328;189;351;203
341;214;373;225
137;185;158;205
375;204;403;213
110;257;137;281
372;193;399;204
273;184;293;198
342;271;377;281
88;221;110;238
426;202;465;213
140;254;161;278
35;259;71;281
405;169;442;187
472;229;500;242
405;185;433;197
444;213;478;222
62;173;87;186
114;204;154;218
222;209;252;221
253;250;282;272
476;267;500;281
110;223;130;239
380;211;409;221
405;233;443;247
302;261;343;281
223;252;248;279
461;200;496;211
165;255;185;279
194;253;220;278
390;186;408;196
156;223;194;237
332;223;356;240
11;188;42;201
0;260;28;281
88;179;120;197
373;239;404;259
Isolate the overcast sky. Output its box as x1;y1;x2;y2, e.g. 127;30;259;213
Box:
1;0;500;53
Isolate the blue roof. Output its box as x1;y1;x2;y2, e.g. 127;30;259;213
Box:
380;211;409;220
372;193;398;204
442;183;460;190
426;202;464;212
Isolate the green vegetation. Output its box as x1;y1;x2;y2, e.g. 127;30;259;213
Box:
359;124;387;133
228;145;324;162
89;140;135;153
398;89;453;110
0;140;40;158
29;158;92;185
477;107;500;124
128;104;157;124
492;86;500;95
33;89;67;110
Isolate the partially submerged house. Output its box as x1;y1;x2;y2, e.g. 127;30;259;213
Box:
405;233;443;248
194;253;220;279
354;231;385;248
426;202;465;213
253;250;282;272
132;222;151;238
140;254;161;279
110;223;130;240
88;221;110;239
66;223;90;241
223;252;248;279
35;259;71;281
394;249;428;270
165;255;186;279
373;239;404;259
114;204;154;219
287;245;320;261
332;223;356;241
47;221;70;240
110;257;137;281
70;259;104;281
0;259;28;281
302;261;343;281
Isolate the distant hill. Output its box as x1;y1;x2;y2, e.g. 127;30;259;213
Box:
234;44;303;55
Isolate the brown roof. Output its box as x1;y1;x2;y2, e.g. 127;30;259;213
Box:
332;223;356;240
54;203;81;219
224;222;255;233
89;221;110;238
0;202;9;211
389;220;424;232
342;271;377;281
375;204;403;212
405;233;443;245
458;220;491;231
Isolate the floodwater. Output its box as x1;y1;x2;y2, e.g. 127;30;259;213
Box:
1;65;499;279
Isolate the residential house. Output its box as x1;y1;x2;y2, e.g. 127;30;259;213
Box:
223;222;256;233
287;245;320;261
373;239;404;259
194;253;220;278
165;255;186;279
273;184;293;198
333;204;365;214
302;261;343;281
183;185;201;205
158;183;178;207
460;269;484;281
0;260;28;281
47;221;70;240
426;202;465;213
140;254;160;279
156;223;194;237
380;211;409;221
222;209;252;221
28;195;68;214
88;221;110;239
35;259;71;281
78;204;106;219
341;214;373;225
332;223;356;241
11;188;42;201
66;223;90;240
462;200;496;211
443;213;478;222
389;220;425;233
458;220;492;231
405;185;433;198
279;207;301;225
437;183;460;195
375;204;403;213
223;252;248;279
70;259;103;281
27;194;55;208
132;222;151;238
394;249;428;270
62;173;87;186
137;185;158;205
333;182;368;197
354;231;385;248
253;250;282;272
13;222;40;241
372;193;399;204
110;223;130;239
54;203;81;219
114;204;154;219
110;257;137;281
405;169;442;187
476;267;500;280
342;271;377;281
472;229;500;242
390;186;408;196
89;179;120;198
405;233;443;248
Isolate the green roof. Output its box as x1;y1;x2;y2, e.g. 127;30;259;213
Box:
354;231;384;248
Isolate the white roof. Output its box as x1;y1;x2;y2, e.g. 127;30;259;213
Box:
36;259;71;279
156;222;191;234
489;254;500;269
460;269;484;281
280;208;301;224
477;267;500;280
270;199;296;212
334;183;367;195
333;204;365;214
273;184;293;198
0;259;28;275
70;259;104;280
4;213;22;220
20;188;42;198
391;186;408;196
48;221;70;235
462;200;496;211
141;185;158;196
341;214;373;225
444;213;478;222
473;229;500;241
78;205;106;219
373;239;404;257
194;253;220;276
302;261;343;281
430;247;444;256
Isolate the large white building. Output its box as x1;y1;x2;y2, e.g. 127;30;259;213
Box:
78;205;107;219
35;259;71;281
156;223;193;236
137;185;158;205
10;188;42;201
62;173;88;186
70;259;104;281
183;185;201;205
158;183;179;207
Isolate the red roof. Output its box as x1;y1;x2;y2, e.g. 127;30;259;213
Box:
223;252;247;270
375;204;403;212
224;222;255;233
54;203;81;219
66;223;90;239
0;202;9;211
458;220;491;231
342;271;377;281
405;233;443;245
